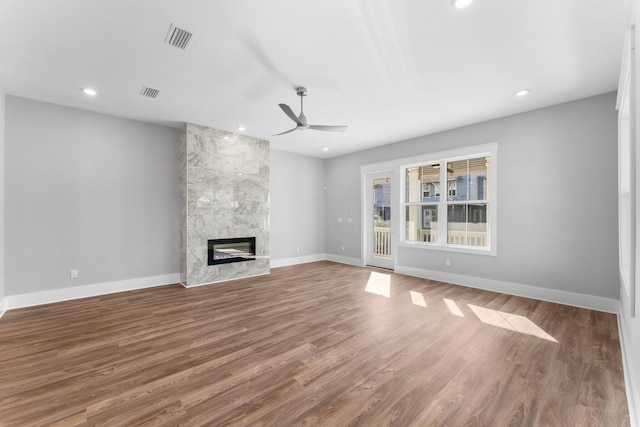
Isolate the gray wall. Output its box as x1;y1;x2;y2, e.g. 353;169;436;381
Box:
325;92;619;299
270;149;325;261
5;96;181;295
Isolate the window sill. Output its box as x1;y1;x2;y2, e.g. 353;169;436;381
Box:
398;240;497;256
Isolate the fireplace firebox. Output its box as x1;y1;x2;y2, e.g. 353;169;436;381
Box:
208;237;256;265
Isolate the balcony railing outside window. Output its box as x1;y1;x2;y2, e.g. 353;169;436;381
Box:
373;227;391;257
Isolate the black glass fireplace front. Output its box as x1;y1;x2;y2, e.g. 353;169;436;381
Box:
208;237;256;265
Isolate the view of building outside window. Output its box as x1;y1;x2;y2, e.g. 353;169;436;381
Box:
405;156;489;248
373;178;391;257
406;164;439;243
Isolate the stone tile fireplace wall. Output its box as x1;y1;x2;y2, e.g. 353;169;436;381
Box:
180;123;270;286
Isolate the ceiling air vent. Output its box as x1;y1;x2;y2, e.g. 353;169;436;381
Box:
165;24;193;50
140;86;160;98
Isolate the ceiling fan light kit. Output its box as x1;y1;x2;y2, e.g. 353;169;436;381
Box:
274;87;348;136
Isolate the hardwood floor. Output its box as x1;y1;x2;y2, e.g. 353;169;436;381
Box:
0;261;630;426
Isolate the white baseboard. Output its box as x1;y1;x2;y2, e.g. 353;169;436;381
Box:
268;253;366;269
270;254;327;268
270;253;366;269
618;304;639;427
0;297;6;319
395;265;619;314
325;254;364;267
5;273;181;310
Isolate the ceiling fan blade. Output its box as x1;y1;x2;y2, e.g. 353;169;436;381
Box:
279;104;302;126
273;127;298;136
308;124;348;132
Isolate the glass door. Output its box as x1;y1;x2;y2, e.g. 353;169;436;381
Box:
367;174;394;269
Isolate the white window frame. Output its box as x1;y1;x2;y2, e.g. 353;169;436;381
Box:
617;25;636;317
400;143;498;256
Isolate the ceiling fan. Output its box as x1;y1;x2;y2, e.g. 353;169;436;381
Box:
274;87;348;136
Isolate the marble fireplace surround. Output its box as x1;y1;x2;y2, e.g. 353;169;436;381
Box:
180;123;270;287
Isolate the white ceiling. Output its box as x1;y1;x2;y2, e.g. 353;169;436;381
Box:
0;0;630;158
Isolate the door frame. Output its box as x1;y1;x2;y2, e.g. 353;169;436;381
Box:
362;165;398;270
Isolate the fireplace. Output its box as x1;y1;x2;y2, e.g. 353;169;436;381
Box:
208;237;256;265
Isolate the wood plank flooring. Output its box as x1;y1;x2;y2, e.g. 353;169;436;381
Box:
0;261;630;426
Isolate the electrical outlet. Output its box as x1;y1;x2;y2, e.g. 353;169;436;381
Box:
296;247;300;253
70;269;79;279
341;246;345;251
347;217;353;223
337;217;343;223
445;259;451;266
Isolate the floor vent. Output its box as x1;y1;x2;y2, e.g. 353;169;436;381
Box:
165;24;193;50
140;86;160;98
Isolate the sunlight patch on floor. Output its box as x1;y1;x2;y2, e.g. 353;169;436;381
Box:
467;304;558;342
365;271;391;298
443;298;465;317
410;291;427;307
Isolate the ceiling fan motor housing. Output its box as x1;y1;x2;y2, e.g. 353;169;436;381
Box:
296;87;307;97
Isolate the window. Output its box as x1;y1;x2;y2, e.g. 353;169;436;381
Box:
402;144;497;255
448;180;457;198
445;157;488;247
405;164;440;243
617;26;636;316
422;183;431;198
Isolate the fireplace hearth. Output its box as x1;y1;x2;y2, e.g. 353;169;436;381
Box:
208;237;256;265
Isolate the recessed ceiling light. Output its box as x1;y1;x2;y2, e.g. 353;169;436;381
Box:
515;89;530;97
237;126;246;132
83;88;97;96
323;147;329;151
451;0;473;9
223;136;230;140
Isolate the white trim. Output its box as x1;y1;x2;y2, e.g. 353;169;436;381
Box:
270;253;327;268
618;306;639;427
5;273;181;310
618;25;637;318
326;254;365;267
0;299;6;319
395;265;619;314
617;25;635;110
